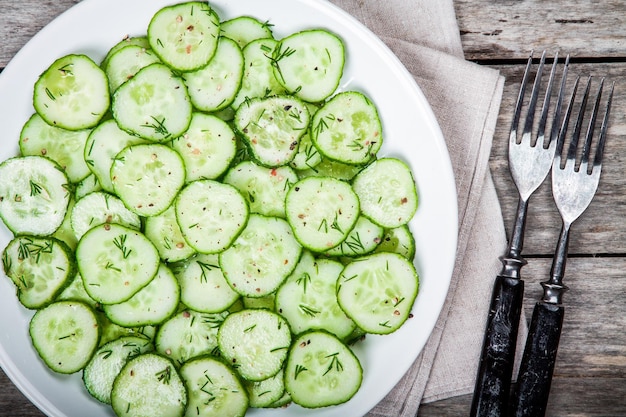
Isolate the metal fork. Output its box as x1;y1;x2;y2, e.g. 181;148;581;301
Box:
471;51;570;417
510;76;614;417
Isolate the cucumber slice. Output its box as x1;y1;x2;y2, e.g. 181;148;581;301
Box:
103;263;180;327
275;251;356;339
245;368;285;408
272;29;345;103
144;205;196;263
83;335;154;404
231;38;286;109
29;301;100;374
112;63;192;142
56;273;97;309
285;176;359;252
104;44;161;93
111;353;187;417
324;215;384;257
311;91;382;165
171;253;240;313
352;157;418;228
284;330;362;408
74;173;102;200
374;224;416;261
33;54;109;130
101;36;150;69
2;236;75;309
221;15;274;48
70;191;141;239
336;252;419;334
0;156;70;236
296;156;367;181
19;113;92;183
111;143;186;217
169;112;237;182
175;180;248;254
76;223;160;304
179;356;248;417
182;37;244;112
223;160;298;218
84;119;148;194
219;214;301;297
148;1;220;71
155;309;228;366
234;95;310;167
217;309;291;381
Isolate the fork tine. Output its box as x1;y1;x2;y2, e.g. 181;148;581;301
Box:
510;51;536;143
580;78;605;172
555;76;581;164
546;54;570;149
566;76;592;164
520;51;547;144
592;81;615;172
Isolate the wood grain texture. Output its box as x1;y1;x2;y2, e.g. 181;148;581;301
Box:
454;0;626;61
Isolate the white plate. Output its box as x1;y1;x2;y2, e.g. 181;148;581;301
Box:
0;0;458;416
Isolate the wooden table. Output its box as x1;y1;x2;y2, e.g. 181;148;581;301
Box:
0;1;624;416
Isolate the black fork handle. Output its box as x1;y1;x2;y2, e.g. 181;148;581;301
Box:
470;275;525;417
509;301;564;417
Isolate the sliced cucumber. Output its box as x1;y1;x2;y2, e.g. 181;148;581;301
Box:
144;205;196;263
111;143;186;217
272;29;345;103
169;112;237;182
33;54;109;130
223;160;298;218
285;176;359;252
112;63;192;142
84;119;148;194
219;214;301;297
284;330;362;408
179;356;248;417
296;156;367;181
221;15;274;48
155;309;228;366
19;113;92;183
324;215;384;257
103;263;180;327
352;157;418;228
231;38;286;109
311;91;382;165
336;252;419;334
70;191;141;239
101;36;150;70
275;251;355;339
171;253;240;313
74;173;102;200
235;95;310;167
148;1;220;71
76;223;160;304
83;335;154;404
2;235;75;309
0;156;70;236
374;224;416;261
56;273;98;309
182;36;244;112
29;301;100;374
217;309;291;381
111;353;187;417
175;180;248;254
245;367;285;408
104;44;161;93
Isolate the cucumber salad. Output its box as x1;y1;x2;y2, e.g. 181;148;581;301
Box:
0;2;421;416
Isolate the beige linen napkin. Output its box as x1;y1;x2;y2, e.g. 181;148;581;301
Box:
329;0;528;415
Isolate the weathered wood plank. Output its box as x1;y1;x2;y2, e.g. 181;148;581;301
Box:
0;0;81;68
454;0;626;61
488;62;626;256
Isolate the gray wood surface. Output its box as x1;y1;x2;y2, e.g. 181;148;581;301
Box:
1;0;625;416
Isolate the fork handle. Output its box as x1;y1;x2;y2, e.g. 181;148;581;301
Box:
470;275;524;417
510;301;564;417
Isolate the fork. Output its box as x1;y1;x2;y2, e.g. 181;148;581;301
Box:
509;76;614;417
470;51;570;417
